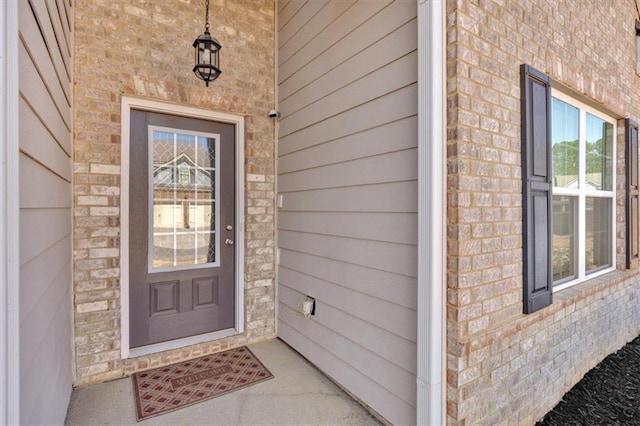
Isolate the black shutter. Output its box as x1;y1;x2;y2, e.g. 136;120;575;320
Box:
521;64;553;314
626;119;639;269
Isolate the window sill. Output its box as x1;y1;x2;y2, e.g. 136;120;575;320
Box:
553;269;632;305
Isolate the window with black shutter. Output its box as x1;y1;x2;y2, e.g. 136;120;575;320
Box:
521;65;619;314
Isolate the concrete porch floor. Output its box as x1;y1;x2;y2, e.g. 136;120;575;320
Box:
65;338;383;425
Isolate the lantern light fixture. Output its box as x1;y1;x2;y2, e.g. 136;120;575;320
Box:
193;0;221;86
636;20;640;74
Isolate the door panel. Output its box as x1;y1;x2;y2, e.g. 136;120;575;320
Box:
129;110;235;348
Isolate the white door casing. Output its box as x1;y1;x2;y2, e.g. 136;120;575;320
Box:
120;97;245;358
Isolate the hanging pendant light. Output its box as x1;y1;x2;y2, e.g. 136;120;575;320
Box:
193;0;221;86
636;20;640;74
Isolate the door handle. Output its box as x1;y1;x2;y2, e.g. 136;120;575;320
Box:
225;239;234;246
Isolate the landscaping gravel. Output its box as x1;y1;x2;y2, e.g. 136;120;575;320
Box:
537;335;640;425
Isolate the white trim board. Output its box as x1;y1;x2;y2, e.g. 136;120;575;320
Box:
273;0;280;339
120;97;246;359
416;0;446;425
0;0;20;423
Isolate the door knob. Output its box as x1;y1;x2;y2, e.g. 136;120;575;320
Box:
225;238;234;245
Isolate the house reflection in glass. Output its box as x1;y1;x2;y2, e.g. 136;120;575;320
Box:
150;130;218;269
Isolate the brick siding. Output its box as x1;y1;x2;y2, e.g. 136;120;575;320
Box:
446;0;640;423
73;0;275;386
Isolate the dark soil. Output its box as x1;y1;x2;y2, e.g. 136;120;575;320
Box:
537;335;640;425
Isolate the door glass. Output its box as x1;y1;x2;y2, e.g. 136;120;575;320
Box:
149;127;219;271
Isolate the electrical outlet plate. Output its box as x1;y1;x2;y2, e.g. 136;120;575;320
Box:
301;296;315;318
302;300;314;315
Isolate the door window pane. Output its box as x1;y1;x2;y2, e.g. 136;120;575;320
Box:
197;232;216;264
552;98;579;188
585;113;614;191
192;201;213;232
585;197;612;273
552;196;576;282
150;129;218;269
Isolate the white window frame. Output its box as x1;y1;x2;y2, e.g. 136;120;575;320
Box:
551;90;617;291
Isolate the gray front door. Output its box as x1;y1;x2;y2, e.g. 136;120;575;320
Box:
129;110;235;348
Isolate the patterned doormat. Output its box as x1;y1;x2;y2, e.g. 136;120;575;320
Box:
132;346;273;421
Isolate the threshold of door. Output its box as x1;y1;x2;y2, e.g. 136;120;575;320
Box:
127;328;238;358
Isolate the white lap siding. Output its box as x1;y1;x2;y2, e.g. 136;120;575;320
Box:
276;1;418;424
18;0;73;423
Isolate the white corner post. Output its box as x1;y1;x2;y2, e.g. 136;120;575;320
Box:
417;0;446;425
0;0;20;424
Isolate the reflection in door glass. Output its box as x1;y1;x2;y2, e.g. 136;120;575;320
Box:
150;130;218;269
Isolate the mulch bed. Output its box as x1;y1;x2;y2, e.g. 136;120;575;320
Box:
537;335;640;425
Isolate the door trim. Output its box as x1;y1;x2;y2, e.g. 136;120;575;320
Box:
120;96;245;359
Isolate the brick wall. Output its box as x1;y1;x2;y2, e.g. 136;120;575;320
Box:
446;0;640;423
73;0;275;386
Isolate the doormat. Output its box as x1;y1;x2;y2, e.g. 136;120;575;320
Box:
132;346;273;421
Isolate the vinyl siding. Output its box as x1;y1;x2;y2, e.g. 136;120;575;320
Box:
276;1;418;424
18;0;73;423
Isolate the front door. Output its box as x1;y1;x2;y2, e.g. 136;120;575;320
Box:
129;110;236;348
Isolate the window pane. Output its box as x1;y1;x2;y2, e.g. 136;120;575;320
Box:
552;196;576;283
152;202;177;268
552;98;579;188
192;201;213;232
152;131;175;164
586;114;614;191
585;197;612;273
175;133;196;160
196;136;216;169
151;130;217;269
196;232;216;264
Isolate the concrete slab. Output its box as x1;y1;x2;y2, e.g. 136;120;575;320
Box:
65;338;382;425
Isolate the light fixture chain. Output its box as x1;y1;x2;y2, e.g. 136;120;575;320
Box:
205;0;210;30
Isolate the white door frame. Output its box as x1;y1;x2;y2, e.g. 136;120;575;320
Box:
1;0;20;423
120;97;245;358
416;0;446;425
